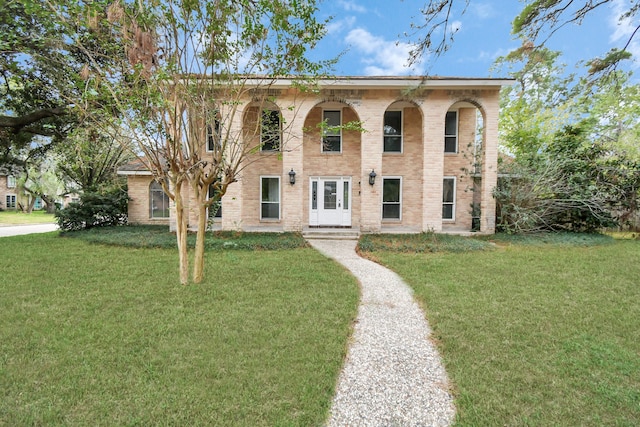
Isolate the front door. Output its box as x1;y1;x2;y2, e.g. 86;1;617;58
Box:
310;177;352;226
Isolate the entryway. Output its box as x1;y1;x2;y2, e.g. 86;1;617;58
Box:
309;177;352;227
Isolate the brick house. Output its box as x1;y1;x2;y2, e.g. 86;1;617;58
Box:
0;169;18;211
119;76;512;234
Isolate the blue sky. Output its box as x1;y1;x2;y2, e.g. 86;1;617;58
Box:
311;0;640;78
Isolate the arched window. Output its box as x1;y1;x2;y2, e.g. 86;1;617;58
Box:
150;180;170;219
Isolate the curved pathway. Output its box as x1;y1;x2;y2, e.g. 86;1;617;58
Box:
0;223;58;237
307;239;455;426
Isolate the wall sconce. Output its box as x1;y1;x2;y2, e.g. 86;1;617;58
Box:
369;169;377;186
288;168;296;185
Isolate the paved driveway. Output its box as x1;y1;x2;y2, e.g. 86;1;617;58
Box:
0;223;58;237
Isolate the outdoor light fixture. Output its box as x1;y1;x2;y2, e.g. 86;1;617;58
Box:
369;169;377;185
288;168;296;185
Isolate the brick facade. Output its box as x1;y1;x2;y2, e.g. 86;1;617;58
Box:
120;77;510;234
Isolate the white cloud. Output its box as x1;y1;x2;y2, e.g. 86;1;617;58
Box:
338;0;367;13
450;20;463;34
345;28;425;76
609;0;640;67
469;3;495;20
326;16;357;36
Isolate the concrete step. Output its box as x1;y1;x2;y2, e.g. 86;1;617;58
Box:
303;228;360;240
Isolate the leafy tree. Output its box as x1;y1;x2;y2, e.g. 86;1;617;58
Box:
47;0;332;284
411;0;638;78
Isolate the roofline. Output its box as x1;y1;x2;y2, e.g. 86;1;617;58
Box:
117;170;152;176
247;76;515;89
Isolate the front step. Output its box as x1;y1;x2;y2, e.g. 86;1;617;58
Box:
303;228;360;240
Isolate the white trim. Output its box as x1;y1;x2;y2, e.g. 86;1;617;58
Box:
239;77;515;90
5;193;16;209
444;110;458;154
383;109;403;154
260;175;281;221
117;170;153;176
382;176;402;221
321;109;342;153
443;176;456;221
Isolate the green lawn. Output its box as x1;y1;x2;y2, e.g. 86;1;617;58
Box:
0;210;56;225
366;237;639;426
0;233;359;426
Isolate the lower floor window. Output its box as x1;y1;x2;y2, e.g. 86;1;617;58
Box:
443;177;456;220
382;178;401;219
261;176;280;220
5;194;16;209
150;181;170;218
208;183;222;218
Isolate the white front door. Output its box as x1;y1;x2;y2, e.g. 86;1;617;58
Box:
310;177;352;226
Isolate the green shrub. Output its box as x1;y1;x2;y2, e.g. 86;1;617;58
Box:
55;189;128;231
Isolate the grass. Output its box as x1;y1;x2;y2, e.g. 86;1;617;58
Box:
0;210;55;225
365;234;639;426
359;232;493;253
0;233;359;426
61;224;308;250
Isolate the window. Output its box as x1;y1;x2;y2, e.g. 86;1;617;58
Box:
208;182;222;218
7;175;16;188
443;177;456;220
149;180;170;218
206;117;221;152
261;110;281;151
382;178;401;220
445;111;458;153
5;194;16;209
322;110;341;152
260;177;280;220
384;111;402;152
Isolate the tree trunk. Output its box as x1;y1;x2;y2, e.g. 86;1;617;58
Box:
192;202;208;284
173;181;189;285
42;195;56;214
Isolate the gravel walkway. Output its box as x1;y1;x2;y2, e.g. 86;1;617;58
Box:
307;239;455;427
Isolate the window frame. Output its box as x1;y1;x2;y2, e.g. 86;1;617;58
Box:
383;110;403;153
149;180;170;219
7;175;16;188
260;110;281;152
260;176;281;221
442;177;456;221
444;110;458;154
5;194;16;209
322;109;342;153
382;177;402;221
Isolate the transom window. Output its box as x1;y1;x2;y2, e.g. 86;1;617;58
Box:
322;110;341;152
260;176;280;220
383;111;402;152
149;180;170;219
261;110;281;151
443;177;456;220
445;111;458;153
382;178;401;220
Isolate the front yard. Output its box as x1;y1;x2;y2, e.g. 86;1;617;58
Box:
0;210;56;225
0;232;359;425
362;234;639;426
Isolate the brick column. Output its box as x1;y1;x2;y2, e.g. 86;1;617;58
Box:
421;96;446;232
481;90;500;233
281;100;314;232
358;101;385;233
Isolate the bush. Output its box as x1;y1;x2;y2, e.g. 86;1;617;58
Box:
56;189;128;231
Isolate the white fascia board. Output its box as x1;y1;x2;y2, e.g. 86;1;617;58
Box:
117;170;153;176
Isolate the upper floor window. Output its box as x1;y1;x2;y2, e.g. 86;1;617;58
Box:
445;111;458;153
206;117;221;152
7;175;16;188
322;110;341;152
383;111;402;153
261;110;281;151
150;180;170;219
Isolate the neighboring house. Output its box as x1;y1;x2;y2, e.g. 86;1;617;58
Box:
118;76;512;234
0;169;18;211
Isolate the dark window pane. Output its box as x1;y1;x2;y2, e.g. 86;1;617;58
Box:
383;204;400;219
261;203;279;219
343;181;349;210
324;181;337;209
443;179;454;203
261;110;280;151
312;181;317;210
383;179;400;203
323;135;341;152
384;136;402;152
445;136;457;153
261;178;279;202
384;111;401;135
445;111;457;135
443;204;453;219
